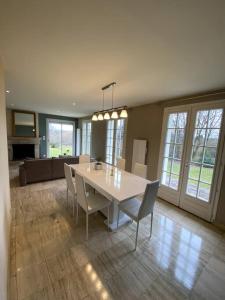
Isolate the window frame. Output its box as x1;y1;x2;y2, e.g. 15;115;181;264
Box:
105;119;127;166
82;120;92;155
46;118;75;158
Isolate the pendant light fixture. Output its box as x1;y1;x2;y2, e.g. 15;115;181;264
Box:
92;114;98;121
111;83;118;119
91;82;128;121
98;113;103;120
104;112;110;120
120;108;128;118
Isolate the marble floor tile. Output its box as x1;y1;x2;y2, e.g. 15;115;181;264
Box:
191;257;225;300
17;262;51;300
46;250;78;282
140;275;188;300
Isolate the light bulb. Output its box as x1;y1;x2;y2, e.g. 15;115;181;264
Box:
120;109;128;118
98;113;103;120
104;112;110;120
111;111;118;119
92;114;98;121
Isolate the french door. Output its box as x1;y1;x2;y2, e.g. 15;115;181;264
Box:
47;119;75;157
158;101;225;221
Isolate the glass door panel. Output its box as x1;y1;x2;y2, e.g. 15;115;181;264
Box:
161;112;187;191
48;122;61;157
185;109;223;202
62;124;73;155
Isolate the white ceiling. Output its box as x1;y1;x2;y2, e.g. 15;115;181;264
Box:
1;0;225;117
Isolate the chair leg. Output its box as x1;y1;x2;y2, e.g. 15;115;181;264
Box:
86;213;89;240
107;206;110;231
135;221;139;251
117;208;120;230
150;212;153;238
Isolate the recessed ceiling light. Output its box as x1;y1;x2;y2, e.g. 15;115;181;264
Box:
6;90;10;94
72;102;76;106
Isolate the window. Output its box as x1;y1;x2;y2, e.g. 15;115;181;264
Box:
47;119;75;157
106;119;126;165
82;120;92;155
161;112;187;190
186;108;223;201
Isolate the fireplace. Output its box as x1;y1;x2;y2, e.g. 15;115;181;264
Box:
12;144;35;160
8;137;40;161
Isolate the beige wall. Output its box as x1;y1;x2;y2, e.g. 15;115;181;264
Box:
91;121;106;161
125;103;163;180
6;108;12;136
0;61;11;299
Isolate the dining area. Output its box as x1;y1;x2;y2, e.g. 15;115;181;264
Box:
8;154;225;300
64;155;159;250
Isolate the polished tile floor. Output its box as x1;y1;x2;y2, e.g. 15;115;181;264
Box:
9;167;225;300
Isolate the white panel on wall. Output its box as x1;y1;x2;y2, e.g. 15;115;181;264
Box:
132;139;147;172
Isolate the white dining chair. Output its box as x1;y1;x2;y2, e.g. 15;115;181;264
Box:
79;154;90;164
64;163;77;217
133;162;147;179
116;158;126;170
117;180;160;250
76;173;111;240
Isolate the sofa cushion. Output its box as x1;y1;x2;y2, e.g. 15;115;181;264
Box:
52;157;79;179
23;159;52;183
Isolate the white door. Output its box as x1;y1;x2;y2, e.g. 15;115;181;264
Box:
158;101;225;221
180;103;225;220
158;108;189;206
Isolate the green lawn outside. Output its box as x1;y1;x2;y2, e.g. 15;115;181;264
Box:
49;145;73;157
167;160;213;184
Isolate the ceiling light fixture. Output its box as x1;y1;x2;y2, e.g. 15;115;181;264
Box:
120;108;128;118
104;112;110;120
6;90;10;94
111;111;118;119
92;82;128;121
98;113;104;120
92;114;98;121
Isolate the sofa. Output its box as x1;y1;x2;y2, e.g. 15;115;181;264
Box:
19;156;79;186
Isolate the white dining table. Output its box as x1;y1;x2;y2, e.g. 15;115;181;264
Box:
70;162;151;230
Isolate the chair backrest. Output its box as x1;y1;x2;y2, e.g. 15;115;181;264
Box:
79;154;90;164
133;162;147;179
75;173;88;211
116;158;126;170
138;180;160;220
64;163;76;195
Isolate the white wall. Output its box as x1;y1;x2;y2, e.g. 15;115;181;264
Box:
0;60;11;299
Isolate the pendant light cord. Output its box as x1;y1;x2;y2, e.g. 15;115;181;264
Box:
102;90;105;110
112;84;114;109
